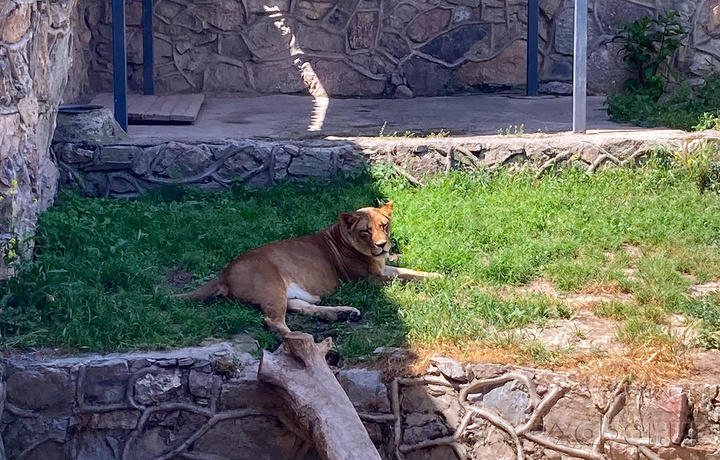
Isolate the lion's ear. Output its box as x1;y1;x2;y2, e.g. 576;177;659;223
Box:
339;212;358;228
380;200;393;216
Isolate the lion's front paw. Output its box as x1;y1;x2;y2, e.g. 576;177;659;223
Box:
337;307;362;322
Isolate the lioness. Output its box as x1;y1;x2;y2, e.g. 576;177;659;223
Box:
175;201;439;336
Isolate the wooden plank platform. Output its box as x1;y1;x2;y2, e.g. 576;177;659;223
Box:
91;93;205;124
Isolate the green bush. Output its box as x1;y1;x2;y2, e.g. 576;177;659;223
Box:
606;10;720;131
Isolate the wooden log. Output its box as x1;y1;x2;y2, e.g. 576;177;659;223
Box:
258;332;382;460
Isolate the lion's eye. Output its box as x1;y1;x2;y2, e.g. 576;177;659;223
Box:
360;229;370;235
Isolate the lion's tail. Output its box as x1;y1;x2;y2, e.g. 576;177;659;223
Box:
173;278;221;301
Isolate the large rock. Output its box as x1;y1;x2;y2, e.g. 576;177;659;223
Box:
402;56;455;96
407;8;452;43
348;11;378;50
420;24;490;63
457;39;527;87
6;365;75;415
336;369;391;413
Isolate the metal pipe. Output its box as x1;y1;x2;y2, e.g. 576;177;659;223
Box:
573;0;588;133
112;0;128;131
143;0;154;95
526;0;539;96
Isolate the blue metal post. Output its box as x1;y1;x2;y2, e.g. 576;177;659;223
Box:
112;0;128;131
142;0;154;95
526;0;539;96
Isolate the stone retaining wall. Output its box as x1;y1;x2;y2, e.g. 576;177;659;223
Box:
2;344;719;460
0;0;83;278
76;0;720;99
53;124;719;197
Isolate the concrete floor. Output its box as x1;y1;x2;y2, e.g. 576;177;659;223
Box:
123;93;653;143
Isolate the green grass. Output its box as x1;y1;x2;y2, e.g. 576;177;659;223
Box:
4;149;720;360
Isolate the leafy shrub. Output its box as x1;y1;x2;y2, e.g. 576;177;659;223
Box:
613;11;686;95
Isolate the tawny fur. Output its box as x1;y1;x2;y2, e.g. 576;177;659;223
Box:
175;201;440;336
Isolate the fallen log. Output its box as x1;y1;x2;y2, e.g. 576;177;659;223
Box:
258;332;382;460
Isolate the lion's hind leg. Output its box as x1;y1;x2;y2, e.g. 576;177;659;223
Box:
287;299;361;322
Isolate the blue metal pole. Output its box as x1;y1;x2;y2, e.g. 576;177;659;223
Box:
142;0;154;95
526;0;539;96
112;0;128;131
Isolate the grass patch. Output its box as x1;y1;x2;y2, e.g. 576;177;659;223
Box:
4;150;720;362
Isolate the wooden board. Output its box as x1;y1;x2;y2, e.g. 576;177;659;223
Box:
90;93;205;124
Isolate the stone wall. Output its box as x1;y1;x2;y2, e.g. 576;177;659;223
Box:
76;0;720;99
0;0;83;277
2;343;719;460
52;116;719;197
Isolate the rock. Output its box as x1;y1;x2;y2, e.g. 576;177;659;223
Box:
302;59;385;97
288;147;335;177
447;0;480;6
325;8;351;30
545;59;573;81
394;84;413;99
133;368;182;405
6;365;75;415
204;61;247;92
420;24;491;63
407;8;452;43
152;142;214;178
83;359;131;405
544;388;603;444
246;0;290;13
453;6;477;23
348;11;378;50
380;32;410;59
295;24;345;52
250;62;306;94
131;147;157;175
99;145;138;165
457;39;526;87
402;418;452;444
53;108;129;144
2;4;32;44
193;0;244;31
336;369;391;413
193;415;301;460
384;3;419;31
89;410;142;430
77;431;119;460
57;143;95;163
298;0;334;20
402;56;455;96
405;446;459;460
594;0;654;36
429;357;469;382
189;369;221;399
215;145;268;181
553;7;574;56
218;34;252;60
468;380;531;425
246;19;293;60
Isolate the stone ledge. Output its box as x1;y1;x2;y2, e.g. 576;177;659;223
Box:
53;131;720;197
2;345;720;460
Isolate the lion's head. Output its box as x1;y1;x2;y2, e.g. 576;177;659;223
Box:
339;201;393;257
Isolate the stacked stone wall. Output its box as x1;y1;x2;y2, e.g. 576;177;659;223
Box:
0;0;83;277
77;0;720;99
2;344;719;460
